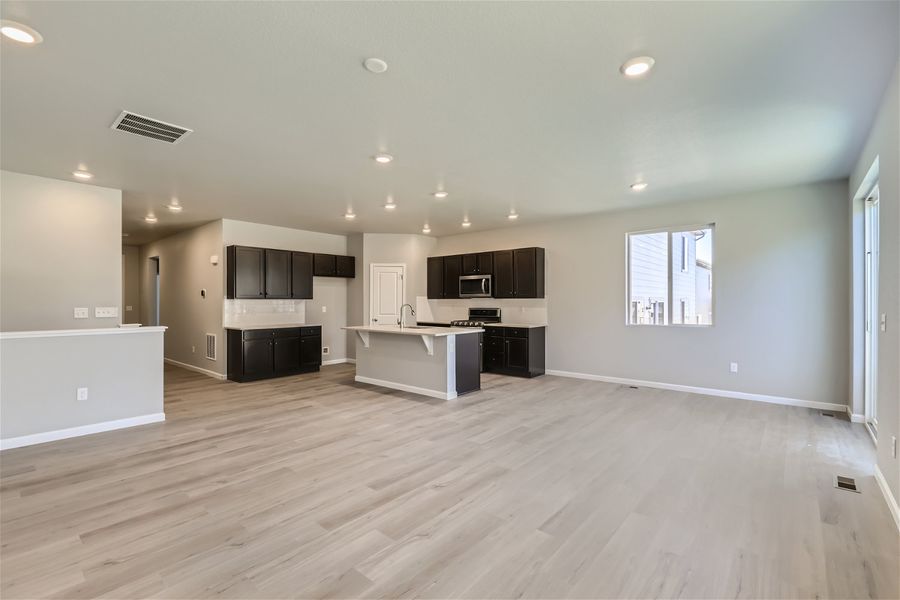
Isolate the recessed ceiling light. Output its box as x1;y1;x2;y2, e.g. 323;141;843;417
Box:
144;214;158;224
166;198;183;212
72;170;93;180
384;199;397;210
0;20;43;45
344;212;356;220
363;57;388;74
620;56;655;78
508;211;519;220
630;182;649;192
433;190;449;199
461;219;471;228
373;153;393;164
422;224;431;234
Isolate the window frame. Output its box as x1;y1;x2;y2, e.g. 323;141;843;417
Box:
625;223;716;328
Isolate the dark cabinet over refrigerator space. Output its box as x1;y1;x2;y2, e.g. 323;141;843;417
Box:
227;245;355;300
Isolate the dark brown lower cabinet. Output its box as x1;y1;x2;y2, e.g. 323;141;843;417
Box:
483;326;545;378
454;332;481;396
227;326;321;382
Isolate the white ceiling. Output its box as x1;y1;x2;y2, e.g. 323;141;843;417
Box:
1;1;897;245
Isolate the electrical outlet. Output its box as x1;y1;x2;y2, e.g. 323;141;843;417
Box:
76;387;88;401
191;345;196;353
892;436;897;459
322;306;327;313
95;306;119;318
322;346;330;355
730;362;739;373
73;307;89;319
880;313;887;332
125;305;133;312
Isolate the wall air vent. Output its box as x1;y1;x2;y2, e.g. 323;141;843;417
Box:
110;111;192;144
205;334;217;361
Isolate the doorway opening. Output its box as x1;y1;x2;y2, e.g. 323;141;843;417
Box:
148;256;160;327
369;264;406;326
864;184;880;440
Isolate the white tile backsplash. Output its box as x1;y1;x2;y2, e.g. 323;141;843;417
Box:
223;299;306;327
415;296;547;325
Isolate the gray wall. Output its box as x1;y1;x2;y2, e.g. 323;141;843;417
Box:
435;180;850;405
850;62;899;504
122;245;141;323
140;220;225;375
346;233;364;359
0;171;122;331
223;219;349;362
0;329;165;442
360;233;436;324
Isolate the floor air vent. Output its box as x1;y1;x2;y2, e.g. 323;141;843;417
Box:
834;475;860;493
820;411;835;417
110;111;192;144
205;334;217;361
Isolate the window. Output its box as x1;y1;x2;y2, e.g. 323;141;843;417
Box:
627;225;714;326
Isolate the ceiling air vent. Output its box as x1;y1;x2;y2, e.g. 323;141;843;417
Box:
110;111;192;144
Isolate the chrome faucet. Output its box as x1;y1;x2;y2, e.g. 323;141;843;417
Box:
399;304;416;328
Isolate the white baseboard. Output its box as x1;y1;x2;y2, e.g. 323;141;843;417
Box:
874;463;900;532
845;407;866;423
1;413;165;451
545;369;847;412
354;375;455;400
322;357;354;366
164;358;226;380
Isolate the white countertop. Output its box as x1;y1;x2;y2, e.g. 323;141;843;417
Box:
224;323;318;331
483;323;546;329
344;325;483;337
0;326;168;339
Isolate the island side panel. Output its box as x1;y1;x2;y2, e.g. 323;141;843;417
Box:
354;333;454;400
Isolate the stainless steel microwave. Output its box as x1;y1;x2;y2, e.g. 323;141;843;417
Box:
459;274;492;298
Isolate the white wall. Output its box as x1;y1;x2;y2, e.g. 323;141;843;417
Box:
360;233;436;324
435;180;850;406
0;329;165;448
140;220;225;376
850;62;899;507
0;171;122;331
222;219;349;362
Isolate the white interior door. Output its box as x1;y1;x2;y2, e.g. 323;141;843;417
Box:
370;264;405;326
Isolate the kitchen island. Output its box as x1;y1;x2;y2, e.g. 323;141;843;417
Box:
343;325;483;400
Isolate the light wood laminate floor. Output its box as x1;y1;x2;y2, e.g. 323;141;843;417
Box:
1;364;897;599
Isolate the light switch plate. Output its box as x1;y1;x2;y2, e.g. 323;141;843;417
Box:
76;387;88;401
73;307;89;319
125;305;133;312
95;306;119;318
730;362;739;373
880;313;887;332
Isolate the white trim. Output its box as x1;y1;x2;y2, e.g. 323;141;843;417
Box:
354;375;456;401
1;413;165;451
322;357;353;366
164;358;226;380
874;463;900;532
845;406;866;423
546;369;847;412
0;326;167;340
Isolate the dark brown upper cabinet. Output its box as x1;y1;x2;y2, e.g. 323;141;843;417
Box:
227;246;265;299
335;255;356;278
313;253;356;278
462;252;493;275
427;256;445;299
493;247;544;298
291;251;313;299
313;253;336;277
442;255;462;299
264;249;291;298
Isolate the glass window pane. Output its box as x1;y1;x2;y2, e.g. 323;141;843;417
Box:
628;231;668;325
671;227;713;325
